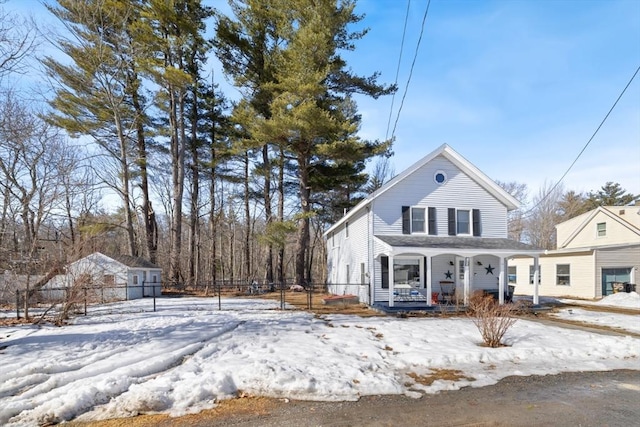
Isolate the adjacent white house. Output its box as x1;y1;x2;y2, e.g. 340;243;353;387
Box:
324;144;543;308
47;252;162;301
509;206;640;299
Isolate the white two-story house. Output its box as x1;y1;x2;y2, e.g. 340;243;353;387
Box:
509;206;640;299
324;144;543;308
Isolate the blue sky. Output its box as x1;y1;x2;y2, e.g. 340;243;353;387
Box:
7;0;640;203
344;0;640;202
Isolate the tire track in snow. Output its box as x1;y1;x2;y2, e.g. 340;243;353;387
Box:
1;320;245;426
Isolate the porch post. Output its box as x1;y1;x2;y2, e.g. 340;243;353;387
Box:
388;255;395;308
426;256;432;307
463;257;470;305
498;256;505;305
533;256;540;305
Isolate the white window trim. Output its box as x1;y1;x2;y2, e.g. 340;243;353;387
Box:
456;209;472;236
556;264;570;286
411;207;426;234
596;222;606;238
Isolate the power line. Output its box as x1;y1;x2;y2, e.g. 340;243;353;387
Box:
385;0;411;140
390;0;432;140
521;64;640;218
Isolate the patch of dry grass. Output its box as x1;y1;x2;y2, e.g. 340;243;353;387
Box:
406;369;475;387
68;396;282;427
253;291;384;317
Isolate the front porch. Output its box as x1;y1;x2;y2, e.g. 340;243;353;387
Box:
373;235;543;308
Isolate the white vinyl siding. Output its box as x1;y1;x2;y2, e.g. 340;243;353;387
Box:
371;155;508;238
327;208;369;286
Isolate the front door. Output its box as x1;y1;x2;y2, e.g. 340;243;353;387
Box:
455;257;466;297
602;268;631;296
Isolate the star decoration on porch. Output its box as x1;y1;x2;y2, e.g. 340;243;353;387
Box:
485;264;495;275
444;270;453;279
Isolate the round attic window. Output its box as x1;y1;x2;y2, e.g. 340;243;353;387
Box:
434;170;447;184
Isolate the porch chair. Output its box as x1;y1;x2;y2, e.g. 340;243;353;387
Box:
440;282;456;304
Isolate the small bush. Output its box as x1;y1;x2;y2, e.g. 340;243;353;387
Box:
468;291;518;348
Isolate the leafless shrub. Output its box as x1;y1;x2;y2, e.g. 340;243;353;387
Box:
468;291;518;348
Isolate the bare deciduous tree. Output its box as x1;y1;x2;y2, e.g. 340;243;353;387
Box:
524;181;563;250
0;5;37;83
496;180;528;241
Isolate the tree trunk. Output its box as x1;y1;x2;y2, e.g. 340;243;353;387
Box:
188;89;200;285
262;144;274;283
295;153;310;286
277;147;285;284
169;85;185;283
243;151;251;279
114;115;136;257
131;74;156;263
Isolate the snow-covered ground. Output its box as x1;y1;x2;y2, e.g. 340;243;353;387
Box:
551;307;640;334
1;297;639;426
560;291;640;310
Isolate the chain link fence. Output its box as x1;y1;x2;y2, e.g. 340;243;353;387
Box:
2;279;368;321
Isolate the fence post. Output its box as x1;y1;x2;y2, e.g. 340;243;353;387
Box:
217;280;222;310
84;288;87;316
280;281;285;310
153;282;156;312
16;290;20;319
307;285;312;310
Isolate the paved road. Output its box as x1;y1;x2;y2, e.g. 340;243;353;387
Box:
201;370;640;427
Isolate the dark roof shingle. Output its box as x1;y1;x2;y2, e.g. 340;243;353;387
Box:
375;235;542;252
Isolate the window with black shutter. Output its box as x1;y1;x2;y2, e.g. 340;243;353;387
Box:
472;209;481;236
448;208;456;236
402;206;410;234
428;207;437;235
381;256;389;289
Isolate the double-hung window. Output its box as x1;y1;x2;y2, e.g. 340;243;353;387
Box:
448;208;481;236
457;210;470;235
597;222;606;237
402;206;430;234
508;266;517;284
411;208;425;233
556;264;570;286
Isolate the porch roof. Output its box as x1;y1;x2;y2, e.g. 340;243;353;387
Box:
375;235;542;255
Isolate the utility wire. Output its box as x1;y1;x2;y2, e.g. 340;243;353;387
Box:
385;0;411;140
521;64;640;218
390;0;432;140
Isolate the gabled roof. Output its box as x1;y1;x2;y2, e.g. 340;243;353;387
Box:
111;254;161;269
77;252;161;270
324;144;520;236
558;206;640;248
